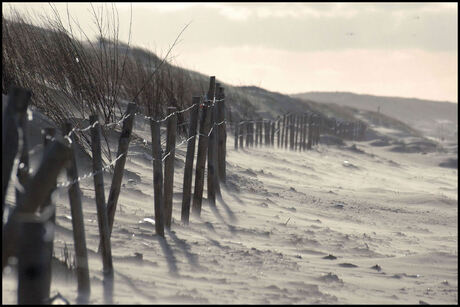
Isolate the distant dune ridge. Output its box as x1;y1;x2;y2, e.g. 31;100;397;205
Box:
292;91;458;141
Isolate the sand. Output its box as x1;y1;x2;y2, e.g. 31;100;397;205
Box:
2;106;458;304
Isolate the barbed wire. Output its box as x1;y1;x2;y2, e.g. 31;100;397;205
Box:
53;119;227;189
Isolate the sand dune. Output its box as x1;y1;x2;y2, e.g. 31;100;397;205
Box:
2;105;457;304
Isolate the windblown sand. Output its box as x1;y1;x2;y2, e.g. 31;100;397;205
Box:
2;112;457;304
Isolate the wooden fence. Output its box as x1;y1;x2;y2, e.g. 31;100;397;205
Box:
2;79;366;304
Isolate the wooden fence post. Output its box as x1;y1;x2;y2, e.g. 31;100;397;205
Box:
15;101;31;207
271;121;275;147
192;103;212;216
234;121;239;151
17;218;51;305
255;120;259;147
250;122;254;147
254;119;263;147
216;86;226;182
281;114;286;149
289;115;295;151
2;87;31;219
2;140;70;271
164;107;177;228
106;103;136;237
41;127;56;300
63;122;90;303
207;79;220;207
265;121;270;147
239;122;244;149
245;122;250;148
276;117;280;148
285;115;290;149
302;114;308;151
150;119;164;237
181;98;199;224
307;114;313;150
89;115;114;294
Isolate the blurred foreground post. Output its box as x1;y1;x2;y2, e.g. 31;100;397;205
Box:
17;217;51;305
41;127;56;300
2;87;31;222
2;140;70;271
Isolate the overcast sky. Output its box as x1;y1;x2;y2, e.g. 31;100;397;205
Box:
3;2;458;102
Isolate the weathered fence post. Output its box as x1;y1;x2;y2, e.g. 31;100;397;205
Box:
299;114;303;151
192;101;212;216
15;100;31;207
2;87;31;220
207;78;219;206
255;121;260;148
245;122;250;148
285;114;290;149
276;117;280;148
239;122;244;149
216;86;226;182
307;114;313;150
249;122;254;147
164;107;177;228
255;120;259;147
289;115;295;151
2;140;70;271
181;98;200;224
105;103;136;237
17;217;51;305
271;121;275;147
281;114;286;149
234;121;239;150
89;115;114;301
150;118;164;237
63;122;90;303
302;114;308;151
265;121;270;146
40;127;56;300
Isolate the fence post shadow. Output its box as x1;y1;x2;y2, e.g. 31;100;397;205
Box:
165;228;201;271
153;234;179;277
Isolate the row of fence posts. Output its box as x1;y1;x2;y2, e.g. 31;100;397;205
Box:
2;75;228;304
2;78;366;304
234;112;367;151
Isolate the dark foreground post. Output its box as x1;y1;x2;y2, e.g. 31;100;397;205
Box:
17;218;51;305
181;99;199;224
2;87;31;220
2;140;70;271
41;127;56;300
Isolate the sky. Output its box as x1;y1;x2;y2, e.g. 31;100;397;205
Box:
3;2;458;103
